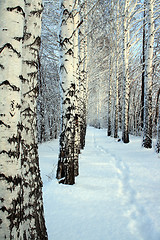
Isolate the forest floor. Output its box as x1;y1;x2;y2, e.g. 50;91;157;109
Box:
39;126;160;240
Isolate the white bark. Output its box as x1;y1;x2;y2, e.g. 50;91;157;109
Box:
113;0;120;139
0;1;24;239
122;0;130;143
156;102;160;153
20;1;48;238
57;0;76;185
79;0;87;148
73;1;80;176
107;54;112;136
142;0;154;148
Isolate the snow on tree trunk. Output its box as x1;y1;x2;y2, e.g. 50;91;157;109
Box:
122;0;130;143
56;0;76;185
20;1;48;239
78;0;87;149
142;0;154;148
0;2;24;238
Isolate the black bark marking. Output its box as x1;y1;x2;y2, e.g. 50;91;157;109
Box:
0;173;22;186
0;194;23;233
0;43;21;58
23;32;32;41
68;90;74;97
19;75;28;83
9;112;15;117
27;71;38;78
8;135;20;144
7;6;25;17
30;7;44;17
24;1;31;7
66;114;70;120
0;80;20;91
59;37;72;48
14;37;23;42
63;9;69;16
16;103;21;110
0;198;4;202
61;19;67;26
60;64;68;74
23;85;38;97
63;98;71;104
66;48;74;56
23;60;38;69
0;120;11;128
71;83;75;89
17;122;24;131
28;36;41;48
0;64;4;69
77;19;83;30
0;149;20;158
21;107;36;117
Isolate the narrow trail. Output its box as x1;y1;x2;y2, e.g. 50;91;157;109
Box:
91;127;160;240
39;126;160;240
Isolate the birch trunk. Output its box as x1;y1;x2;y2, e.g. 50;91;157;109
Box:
141;5;146;130
56;0;76;185
155;89;160;153
156;104;160;154
122;0;130;143
20;1;48;238
114;0;120;139
114;54;119;138
78;0;87;149
107;55;112;136
0;2;24;238
73;1;80;176
142;0;154;148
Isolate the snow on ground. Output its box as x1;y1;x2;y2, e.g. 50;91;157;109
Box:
39;126;160;240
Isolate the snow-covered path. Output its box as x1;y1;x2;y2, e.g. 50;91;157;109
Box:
39;127;160;240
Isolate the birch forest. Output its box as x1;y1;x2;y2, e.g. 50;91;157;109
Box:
0;0;160;238
39;0;160;184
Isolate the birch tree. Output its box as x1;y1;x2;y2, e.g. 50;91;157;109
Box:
78;0;88;149
142;0;154;148
20;1;48;238
107;53;113;136
56;0;77;185
0;0;48;238
121;0;130;143
0;2;24;238
113;0;120;139
155;88;160;153
73;0;81;176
